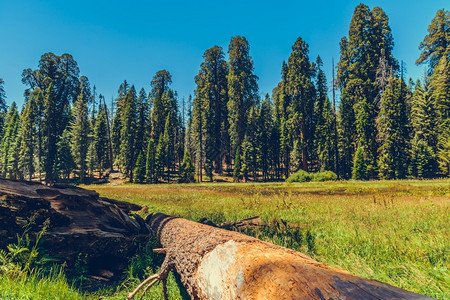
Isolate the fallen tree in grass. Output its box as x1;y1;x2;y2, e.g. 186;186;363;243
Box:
0;179;149;282
129;213;432;299
0;179;433;299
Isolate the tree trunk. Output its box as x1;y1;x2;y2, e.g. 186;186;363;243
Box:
0;179;149;280
148;213;431;300
301;118;308;171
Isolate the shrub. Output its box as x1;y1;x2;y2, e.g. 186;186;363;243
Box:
312;171;338;182
286;170;312;183
286;170;337;182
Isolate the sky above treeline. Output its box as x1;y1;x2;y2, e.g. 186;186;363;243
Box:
0;0;448;107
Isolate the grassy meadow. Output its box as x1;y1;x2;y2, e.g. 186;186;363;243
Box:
1;179;449;299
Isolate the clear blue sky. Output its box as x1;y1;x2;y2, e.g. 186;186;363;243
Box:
0;0;448;108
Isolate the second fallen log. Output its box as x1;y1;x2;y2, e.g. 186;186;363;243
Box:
146;213;430;299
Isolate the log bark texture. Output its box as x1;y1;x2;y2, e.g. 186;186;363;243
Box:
149;213;432;300
0;179;148;277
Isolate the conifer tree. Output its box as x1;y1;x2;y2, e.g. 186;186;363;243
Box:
409;80;439;177
57;128;74;180
19;95;37;180
416;9;450;70
179;150;195;183
352;146;367;180
337;37;355;179
279;117;290;178
146;138;156;183
436;129;450;175
43;83;58;184
269;120;281;180
162;112;175;182
1;102;20;179
70;92;90;183
151;70;172;141
318;98;336;172
410;136;438;178
241;135;253;182
191;91;204;182
86;127;96;179
94;104;109;176
33;90;45;182
175;113;185;170
0;78;7;137
111;81;129;166
155;129;166;182
149;71;180;180
184;94;195;162
314;56;335;172
273;62;289;178
338;4;397;179
411;80;438;148
192;46;229;179
135;88;150;157
286;37;315;172
259;95;274;180
8;121;21;180
378;76;410;179
430;53;450;174
353;96;377;180
273;61;289;123
227;36;258;155
133;152;146;183
119;86;137;181
22;53;80;144
242;106;260;181
233;146;241;182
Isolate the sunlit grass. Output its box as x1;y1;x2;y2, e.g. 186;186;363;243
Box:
1;179;447;299
86;179;450;299
0;268;82;300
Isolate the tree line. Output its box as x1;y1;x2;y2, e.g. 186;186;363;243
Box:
0;4;448;184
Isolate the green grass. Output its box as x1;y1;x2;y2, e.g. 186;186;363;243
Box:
0;268;81;300
1;179;449;299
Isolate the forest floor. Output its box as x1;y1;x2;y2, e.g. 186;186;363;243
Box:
1;179;449;299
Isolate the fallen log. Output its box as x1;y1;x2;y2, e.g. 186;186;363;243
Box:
138;213;431;300
0;179;149;279
217;216;264;229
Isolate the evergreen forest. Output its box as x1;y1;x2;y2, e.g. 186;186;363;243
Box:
0;4;449;184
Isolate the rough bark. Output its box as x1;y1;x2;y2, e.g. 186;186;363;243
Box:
148;213;432;300
0;179;148;279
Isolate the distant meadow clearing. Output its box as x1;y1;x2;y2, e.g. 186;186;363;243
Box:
85;179;450;299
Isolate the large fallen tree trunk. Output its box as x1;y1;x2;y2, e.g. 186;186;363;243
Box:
145;213;431;300
0;179;148;280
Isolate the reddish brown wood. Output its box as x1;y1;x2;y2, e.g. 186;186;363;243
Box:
149;213;432;300
0;179;148;278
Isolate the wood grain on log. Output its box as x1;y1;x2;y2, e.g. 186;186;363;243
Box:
0;179;148;276
148;213;432;300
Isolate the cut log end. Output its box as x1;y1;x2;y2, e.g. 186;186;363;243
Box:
145;213;433;300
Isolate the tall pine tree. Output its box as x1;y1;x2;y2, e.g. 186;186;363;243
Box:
70;91;90;183
19;95;37;180
43;83;59;184
378;75;410;179
416;9;450;70
192;46;229;180
1;102;20;179
94;104;109;176
227;36;259;157
410;80;439;177
314;56;335;172
337;4;397;179
119;86;137;181
286;37;315;172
